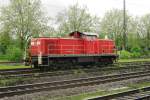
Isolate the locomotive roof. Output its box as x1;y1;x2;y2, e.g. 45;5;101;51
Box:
82;32;99;37
69;31;99;37
31;37;113;41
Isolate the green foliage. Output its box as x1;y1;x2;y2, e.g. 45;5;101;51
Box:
0;0;51;54
131;46;142;53
119;50;132;59
5;46;22;61
0;45;5;55
0;54;8;60
140;14;150;50
100;9;132;49
142;50;150;57
131;52;141;58
0;32;12;54
119;47;147;59
130;46;141;58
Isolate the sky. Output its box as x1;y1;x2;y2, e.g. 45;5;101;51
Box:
0;0;150;18
41;0;150;18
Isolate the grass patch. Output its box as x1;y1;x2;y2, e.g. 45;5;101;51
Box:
118;58;150;62
127;81;150;89
0;60;9;62
0;78;31;87
0;65;31;70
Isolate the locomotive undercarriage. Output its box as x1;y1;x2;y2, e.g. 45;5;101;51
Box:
30;54;118;70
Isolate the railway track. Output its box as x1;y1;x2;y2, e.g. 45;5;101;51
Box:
0;61;149;73
88;86;150;100
0;61;23;66
0;70;149;98
115;61;150;64
0;63;150;79
0;60;149;66
0;68;40;75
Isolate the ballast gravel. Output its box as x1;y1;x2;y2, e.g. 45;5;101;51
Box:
1;75;150;100
16;66;150;85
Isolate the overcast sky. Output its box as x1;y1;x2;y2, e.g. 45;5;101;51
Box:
1;0;150;18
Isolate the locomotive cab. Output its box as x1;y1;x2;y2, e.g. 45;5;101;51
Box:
69;31;98;40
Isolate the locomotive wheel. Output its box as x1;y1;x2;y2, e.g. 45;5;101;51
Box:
31;62;38;69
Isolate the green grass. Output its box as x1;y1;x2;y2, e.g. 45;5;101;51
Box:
0;78;29;86
0;65;31;70
118;58;150;62
0;59;31;70
127;81;150;89
55;81;150;100
0;60;9;62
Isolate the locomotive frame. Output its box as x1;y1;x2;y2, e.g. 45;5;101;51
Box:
31;54;118;68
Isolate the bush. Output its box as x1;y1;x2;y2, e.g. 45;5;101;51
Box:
119;50;132;59
0;54;8;60
130;46;142;58
131;46;142;53
5;46;22;61
131;52;141;58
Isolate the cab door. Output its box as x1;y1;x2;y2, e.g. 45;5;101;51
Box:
84;37;95;54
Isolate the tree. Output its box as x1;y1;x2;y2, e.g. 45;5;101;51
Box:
0;0;51;56
139;14;150;51
56;4;100;36
100;9;133;50
126;17;146;51
0;29;11;54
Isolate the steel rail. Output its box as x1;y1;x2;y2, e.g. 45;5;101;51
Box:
0;61;23;64
0;61;149;74
0;68;40;75
0;70;149;98
1;63;150;78
88;86;150;100
0;63;150;79
135;95;150;100
114;61;150;65
0;68;33;72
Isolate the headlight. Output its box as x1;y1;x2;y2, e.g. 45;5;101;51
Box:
31;42;35;46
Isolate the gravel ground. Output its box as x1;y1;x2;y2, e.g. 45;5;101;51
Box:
0;65;149;100
1;75;150;100
0;66;149;85
20;66;149;85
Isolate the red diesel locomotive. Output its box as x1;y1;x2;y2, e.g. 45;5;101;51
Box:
28;31;118;68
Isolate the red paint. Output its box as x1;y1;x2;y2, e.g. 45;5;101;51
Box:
29;32;116;56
